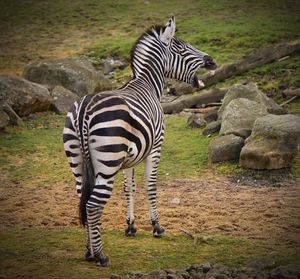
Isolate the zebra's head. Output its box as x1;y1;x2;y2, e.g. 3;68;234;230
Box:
162;17;217;88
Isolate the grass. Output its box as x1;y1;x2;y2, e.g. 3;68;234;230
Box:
0;0;299;77
1;227;298;278
0;113;211;189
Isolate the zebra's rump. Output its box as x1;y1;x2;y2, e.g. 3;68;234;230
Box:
64;91;157;176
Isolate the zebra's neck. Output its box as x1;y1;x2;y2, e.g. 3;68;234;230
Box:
129;27;166;100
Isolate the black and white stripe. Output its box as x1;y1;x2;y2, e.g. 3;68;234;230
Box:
63;17;216;266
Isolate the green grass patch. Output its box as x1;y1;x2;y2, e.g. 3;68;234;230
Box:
1;227;298;278
0;113;71;185
0;113;212;187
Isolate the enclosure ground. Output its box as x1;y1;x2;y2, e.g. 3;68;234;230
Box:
1;174;299;247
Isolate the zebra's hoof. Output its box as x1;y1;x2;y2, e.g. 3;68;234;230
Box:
85;250;94;262
153;225;165;238
96;255;109;267
125;226;137;237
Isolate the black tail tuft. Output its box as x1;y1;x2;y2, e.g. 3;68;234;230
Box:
79;158;94;226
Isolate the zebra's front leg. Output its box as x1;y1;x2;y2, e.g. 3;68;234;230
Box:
123;168;137;236
144;151;165;237
86;179;113;267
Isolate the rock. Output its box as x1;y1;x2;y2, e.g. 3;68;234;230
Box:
187;269;204;279
141;270;167;279
180;271;190;279
165;79;194;96
0;109;9;129
219;98;268;137
126;262;300;279
269;266;299;279
110;274;122;279
50;85;79;114
246;258;275;270
23;57;112;96
218;83;287;119
187;114;206;128
204;109;218;123
0;75;52;117
103;56;128;74
170;197;181;206
202;262;212;273
166;271;183;279
0;101;24;127
208;134;245;163
202;120;221;136
240;114;300;169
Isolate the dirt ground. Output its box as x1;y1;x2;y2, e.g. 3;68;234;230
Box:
1;173;299;247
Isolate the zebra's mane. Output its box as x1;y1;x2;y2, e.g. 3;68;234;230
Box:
129;25;165;76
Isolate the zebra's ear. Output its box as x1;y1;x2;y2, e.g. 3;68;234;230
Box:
160;17;176;45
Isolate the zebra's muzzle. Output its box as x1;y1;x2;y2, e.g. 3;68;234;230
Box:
203;55;217;70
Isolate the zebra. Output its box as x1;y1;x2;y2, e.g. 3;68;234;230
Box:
63;17;216;267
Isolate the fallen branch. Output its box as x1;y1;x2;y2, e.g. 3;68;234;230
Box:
199;39;300;88
183;106;220;114
282;88;300;98
162;40;300;114
162;87;228;114
280;95;298;106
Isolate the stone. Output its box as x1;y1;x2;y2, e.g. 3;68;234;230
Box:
166;272;183;279
23;57;112;96
180;271;190;279
0;75;52;117
218;83;286;119
165;79;194;96
208;134;245;163
187;114;206;128
0;109;9;129
103;56;128;74
204;110;218;123
246;258;275;270
219;98;268;137
170;197;181;206
50;85;79;114
0;101;24;127
141;270;167;279
202;262;212;273
202;120;221;136
269;266;299;279
240;114;300;169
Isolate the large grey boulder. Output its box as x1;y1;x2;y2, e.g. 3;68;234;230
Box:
0;75;52;117
218;83;286;119
50;85;79;114
208;134;244;163
240;114;300;169
23;57;112;96
219;98;268;138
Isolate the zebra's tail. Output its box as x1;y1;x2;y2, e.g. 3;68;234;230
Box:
79;156;94;227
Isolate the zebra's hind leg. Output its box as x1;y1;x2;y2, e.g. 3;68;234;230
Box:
123;168;137;236
86;178;114;267
84;226;94;261
144;150;165;238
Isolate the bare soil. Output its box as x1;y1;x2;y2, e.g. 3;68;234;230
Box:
1;174;299;247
